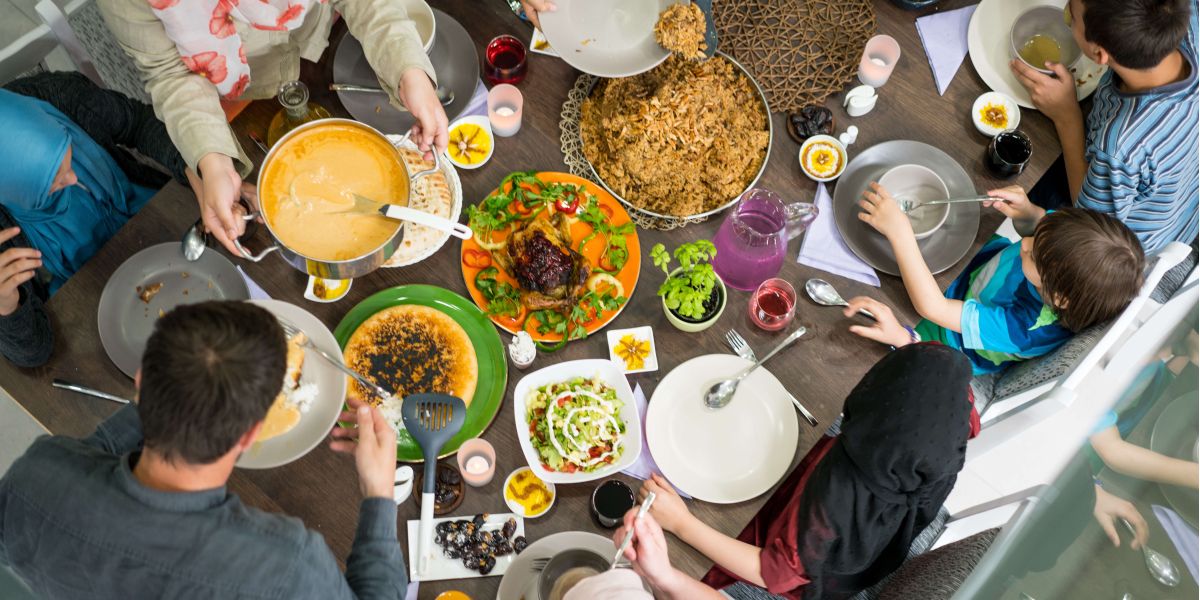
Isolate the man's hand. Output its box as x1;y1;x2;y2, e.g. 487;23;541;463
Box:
520;0;557;30
331;399;398;499
844;297;913;348
858;182;915;242
398;68;449;161
1093;484;1149;550
197;153;246;255
1009;59;1082;125
0;228;40;317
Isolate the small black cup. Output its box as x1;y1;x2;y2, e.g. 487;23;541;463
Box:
590;480;635;529
986;129;1032;178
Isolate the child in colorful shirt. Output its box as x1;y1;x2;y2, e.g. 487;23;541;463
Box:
845;185;1146;375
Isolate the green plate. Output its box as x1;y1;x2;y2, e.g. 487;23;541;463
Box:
334;285;507;462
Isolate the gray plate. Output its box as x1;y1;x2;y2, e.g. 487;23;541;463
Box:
333;8;479;134
1150;391;1199;528
97;243;250;378
832;140;981;276
540;0;676;78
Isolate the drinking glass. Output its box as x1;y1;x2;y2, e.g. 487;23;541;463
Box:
713;189;818;291
485;35;527;85
590;480;635;529
749;278;797;331
986;129;1032;177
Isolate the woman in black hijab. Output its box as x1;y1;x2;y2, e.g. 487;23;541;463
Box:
640;343;977;600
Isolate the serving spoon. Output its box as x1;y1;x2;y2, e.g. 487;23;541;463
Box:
337;194;473;240
805;278;875;320
703;326;806;409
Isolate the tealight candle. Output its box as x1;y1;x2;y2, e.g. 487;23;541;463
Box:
858;35;901;87
488;84;523;137
456;438;497;487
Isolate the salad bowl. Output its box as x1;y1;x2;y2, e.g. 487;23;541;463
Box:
512;359;642;484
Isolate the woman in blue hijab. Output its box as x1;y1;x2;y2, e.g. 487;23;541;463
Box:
0;72;190;367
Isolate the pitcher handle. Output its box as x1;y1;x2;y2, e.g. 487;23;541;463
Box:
784;202;819;240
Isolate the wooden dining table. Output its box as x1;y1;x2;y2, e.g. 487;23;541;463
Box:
0;0;1063;597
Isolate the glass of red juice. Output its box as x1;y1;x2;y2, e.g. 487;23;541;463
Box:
485;35;528;86
749;278;797;331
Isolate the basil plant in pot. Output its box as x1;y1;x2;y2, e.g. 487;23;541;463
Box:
651;240;727;333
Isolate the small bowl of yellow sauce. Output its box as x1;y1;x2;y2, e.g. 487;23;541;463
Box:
504;466;556;518
798;134;847;182
445;116;494;170
304;275;352;303
971;92;1021;137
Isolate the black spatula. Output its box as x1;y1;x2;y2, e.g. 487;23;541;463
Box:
401;393;467;577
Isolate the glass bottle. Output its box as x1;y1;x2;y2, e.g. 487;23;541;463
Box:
266;81;331;147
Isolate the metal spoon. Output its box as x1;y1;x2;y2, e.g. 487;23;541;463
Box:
900;195;993;214
52;379;131;405
1122;518;1181;587
805;278;875;320
328;83;456;106
181;219;207;262
703;326;807;409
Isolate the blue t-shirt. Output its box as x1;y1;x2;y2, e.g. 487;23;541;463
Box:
916;237;1073;375
1079;6;1199;253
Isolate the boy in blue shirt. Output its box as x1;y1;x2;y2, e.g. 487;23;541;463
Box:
846;185;1145;375
1013;0;1198;254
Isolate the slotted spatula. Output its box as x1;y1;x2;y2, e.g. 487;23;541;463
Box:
402;393;467;577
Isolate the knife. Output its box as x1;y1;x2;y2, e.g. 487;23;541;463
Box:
53;379;131;405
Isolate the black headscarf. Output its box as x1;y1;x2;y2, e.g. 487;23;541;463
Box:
796;343;973;599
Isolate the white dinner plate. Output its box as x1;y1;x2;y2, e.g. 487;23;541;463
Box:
236;300;347;469
645;354;799;503
406;513;525;582
512;359;643;484
967;0;1107;109
496;531;614;600
539;0;679;78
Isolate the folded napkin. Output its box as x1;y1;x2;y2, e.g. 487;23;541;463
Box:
236;266;272;300
621;384;692;499
1153;504;1199;584
405;582;419;600
797;184;880;287
915;4;978;95
460;80;489;119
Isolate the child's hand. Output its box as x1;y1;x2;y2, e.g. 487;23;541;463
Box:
985;186;1046;223
844;297;913;348
639;474;691;534
859;182;914;241
1009;59;1082;126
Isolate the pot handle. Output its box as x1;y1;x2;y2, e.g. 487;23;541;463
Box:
784;202;819;241
232;211;280;262
395;131;442;182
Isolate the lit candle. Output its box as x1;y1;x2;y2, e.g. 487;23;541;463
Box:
858;35;901;88
456;438;497;487
488;84;523;137
466;456;490;474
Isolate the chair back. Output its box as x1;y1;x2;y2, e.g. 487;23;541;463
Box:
35;0;150;103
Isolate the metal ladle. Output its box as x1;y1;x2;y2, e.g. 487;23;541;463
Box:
703;326;807;409
1122;518;1181;587
805;278;875;320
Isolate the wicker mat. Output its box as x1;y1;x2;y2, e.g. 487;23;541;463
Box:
714;0;877;112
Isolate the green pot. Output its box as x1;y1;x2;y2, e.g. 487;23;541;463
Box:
661;269;727;333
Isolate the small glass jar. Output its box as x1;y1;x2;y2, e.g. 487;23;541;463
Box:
266;81;332;147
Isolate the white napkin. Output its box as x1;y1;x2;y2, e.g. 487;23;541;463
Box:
1153;504;1199;584
236;266;272;300
620;384;691;499
915;4;978;95
797;184;880;287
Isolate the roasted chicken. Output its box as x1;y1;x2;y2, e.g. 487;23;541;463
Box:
494;213;590;311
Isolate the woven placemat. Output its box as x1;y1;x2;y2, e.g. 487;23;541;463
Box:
714;0;876;112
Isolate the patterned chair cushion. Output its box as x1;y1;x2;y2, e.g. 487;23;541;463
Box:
877;528;1000;600
68;2;150;104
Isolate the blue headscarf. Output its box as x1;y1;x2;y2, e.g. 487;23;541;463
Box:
0;89;154;293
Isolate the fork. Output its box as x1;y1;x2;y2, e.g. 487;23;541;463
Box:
277;318;396;403
724;330;819;427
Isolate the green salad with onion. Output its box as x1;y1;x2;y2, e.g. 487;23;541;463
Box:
526;376;626;473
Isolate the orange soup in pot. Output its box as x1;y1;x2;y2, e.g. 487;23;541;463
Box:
261;122;407;262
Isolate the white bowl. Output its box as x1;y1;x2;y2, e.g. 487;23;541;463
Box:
512;359;642;484
971;92;1021;137
444;115;494;170
798;134;848;182
400;0;436;54
502;466;557;518
877;164;950;240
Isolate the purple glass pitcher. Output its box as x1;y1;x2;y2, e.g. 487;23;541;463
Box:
713;189;818;291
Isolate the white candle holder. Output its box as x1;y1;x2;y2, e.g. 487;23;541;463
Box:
488;84;524;137
858;35;901;87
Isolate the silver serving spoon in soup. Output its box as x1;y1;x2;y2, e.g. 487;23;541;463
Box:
805;278;875;320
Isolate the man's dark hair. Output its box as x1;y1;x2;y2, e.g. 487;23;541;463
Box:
1081;0;1192;69
1033;208;1145;332
138;301;286;464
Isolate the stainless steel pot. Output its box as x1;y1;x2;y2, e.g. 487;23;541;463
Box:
235;118;440;280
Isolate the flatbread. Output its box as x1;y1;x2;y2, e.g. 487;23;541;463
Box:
384;147;454;266
260;333;307;442
343;305;478;406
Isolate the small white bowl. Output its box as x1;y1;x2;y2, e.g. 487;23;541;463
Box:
798;134;848;182
877;164;950;240
971;92;1021;137
303;275;352;303
606;326;658;374
502;466;557;519
444;115;494;170
399;0;436;54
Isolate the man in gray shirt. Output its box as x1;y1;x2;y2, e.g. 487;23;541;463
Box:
0;301;405;599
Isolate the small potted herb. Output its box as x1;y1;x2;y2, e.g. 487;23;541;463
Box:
651;240;726;332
